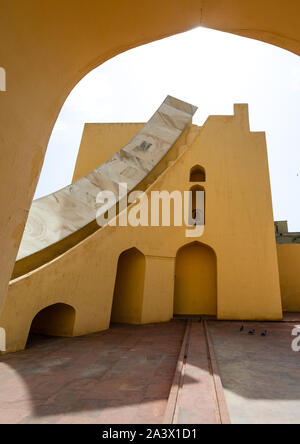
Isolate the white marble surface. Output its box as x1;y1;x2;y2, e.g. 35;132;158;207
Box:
17;96;197;260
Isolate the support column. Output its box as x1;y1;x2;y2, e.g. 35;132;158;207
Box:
141;255;175;324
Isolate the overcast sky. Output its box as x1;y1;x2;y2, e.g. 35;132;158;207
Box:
35;27;300;231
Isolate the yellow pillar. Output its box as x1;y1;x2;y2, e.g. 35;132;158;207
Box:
141;255;175;324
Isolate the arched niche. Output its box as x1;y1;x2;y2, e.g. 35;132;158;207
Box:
174;242;217;316
190;165;206;182
111;248;146;324
27;303;76;344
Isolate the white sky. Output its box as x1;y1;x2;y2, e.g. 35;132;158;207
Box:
35;27;300;231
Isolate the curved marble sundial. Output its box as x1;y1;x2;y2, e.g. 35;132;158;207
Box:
17;96;197;261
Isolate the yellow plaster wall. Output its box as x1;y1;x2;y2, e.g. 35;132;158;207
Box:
141;256;175;324
277;244;300;312
1;0;300;314
0;105;283;353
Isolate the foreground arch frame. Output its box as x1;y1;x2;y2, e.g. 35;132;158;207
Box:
1;0;300;310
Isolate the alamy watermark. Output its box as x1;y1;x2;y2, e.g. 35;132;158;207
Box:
96;183;205;238
291;325;300;352
0;67;6;92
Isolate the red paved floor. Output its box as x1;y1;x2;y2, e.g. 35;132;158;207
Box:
1;318;300;424
0;321;185;424
173;322;220;424
208;321;300;424
283;312;300;322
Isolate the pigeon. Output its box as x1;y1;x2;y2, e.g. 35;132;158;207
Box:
240;326;244;332
248;329;255;335
261;330;267;337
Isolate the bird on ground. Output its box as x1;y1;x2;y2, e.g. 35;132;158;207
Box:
261;330;267;337
248;329;255;335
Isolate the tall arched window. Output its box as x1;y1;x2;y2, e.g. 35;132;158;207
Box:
190;165;206;182
189;185;205;226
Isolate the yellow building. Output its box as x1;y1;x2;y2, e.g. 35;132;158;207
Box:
1;0;300;328
1;1;300;357
3;96;299;354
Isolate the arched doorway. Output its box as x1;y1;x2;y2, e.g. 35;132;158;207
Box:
27;303;76;345
111;248;145;324
174;242;217;316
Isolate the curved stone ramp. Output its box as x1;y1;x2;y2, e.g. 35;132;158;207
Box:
15;96;197;271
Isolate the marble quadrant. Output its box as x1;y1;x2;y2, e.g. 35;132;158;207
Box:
17;96;197;261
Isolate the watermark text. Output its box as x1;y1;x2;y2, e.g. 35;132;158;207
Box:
292;325;300;352
96;183;205;238
0;67;6;92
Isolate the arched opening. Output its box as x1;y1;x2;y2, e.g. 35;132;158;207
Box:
27;303;76;347
189;185;205;226
111;248;145;324
174;242;217;316
190;165;206;182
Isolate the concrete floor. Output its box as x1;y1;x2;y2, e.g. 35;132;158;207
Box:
0;318;299;424
0;321;185;424
208;321;300;424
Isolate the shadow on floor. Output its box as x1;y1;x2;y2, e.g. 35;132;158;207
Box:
0;320;191;424
26;333;62;349
1;319;300;424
